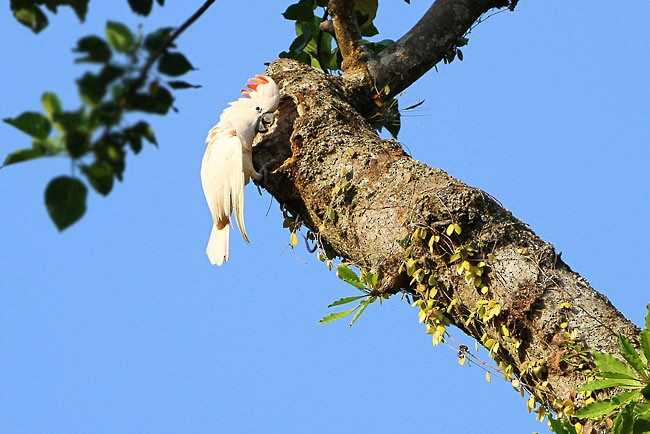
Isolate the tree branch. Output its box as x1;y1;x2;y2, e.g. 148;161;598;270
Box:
122;0;216;106
328;0;374;81
357;0;511;96
255;59;637;432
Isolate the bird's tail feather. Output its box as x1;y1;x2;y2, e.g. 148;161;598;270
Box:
206;223;229;266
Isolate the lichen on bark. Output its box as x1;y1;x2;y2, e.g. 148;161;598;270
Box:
252;58;638;433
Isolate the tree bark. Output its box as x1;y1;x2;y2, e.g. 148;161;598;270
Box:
254;59;638;434
251;2;637;432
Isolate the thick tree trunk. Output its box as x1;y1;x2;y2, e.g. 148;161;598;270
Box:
254;59;638;433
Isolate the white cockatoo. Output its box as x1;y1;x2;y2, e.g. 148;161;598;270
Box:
201;75;280;265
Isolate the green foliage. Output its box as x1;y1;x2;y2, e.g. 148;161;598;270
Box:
280;1;409;137
4;7;196;230
10;0;89;33
565;304;650;433
127;0;164;16
9;0;164;33
548;416;578;434
45;176;88;231
4;112;51;140
319;264;383;326
280;0;395;74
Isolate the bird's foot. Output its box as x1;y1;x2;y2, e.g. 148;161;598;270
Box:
253;159;278;194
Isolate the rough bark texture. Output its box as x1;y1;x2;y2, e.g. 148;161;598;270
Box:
254;59;638;433
250;2;637;432
333;0;513;95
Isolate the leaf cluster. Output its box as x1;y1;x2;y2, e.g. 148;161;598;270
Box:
10;0;164;34
279;0;396;74
561;305;650;434
3;11;197;231
319;264;383;327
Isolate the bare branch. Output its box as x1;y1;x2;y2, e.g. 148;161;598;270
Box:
122;0;216;107
367;0;511;96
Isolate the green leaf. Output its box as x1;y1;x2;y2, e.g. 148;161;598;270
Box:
124;121;157;154
2;148;45;167
641;383;650;401
360;21;379;37
384;112;401;138
77;65;125;106
634;418;650;434
592;350;639;379
4;112;51;140
77;72;107;105
318;305;360;324
336;265;366;290
128;86;174;114
94;137;126;180
132;121;157;145
41;0;89;22
612;391;643;405
128;0;153;16
64;130;89;158
363;39;394;56
349;300;370;326
635;401;650;416
363;272;378;289
599;371;644;380
12;5;49;33
576;378;644;392
99;64;126;83
547;415;577;434
646;304;650;330
613;403;635;434
91;102;122;126
81;161;114;196
74;36;111;63
167;80;201;90
53;109;86;135
641;331;650;367
144;27;174;52
327;296;365;308
158;52;195;77
41;92;62;120
573;400;621;419
106;21;135;53
619;335;648;379
66;0;89;21
45;176;88;231
282;3;314;21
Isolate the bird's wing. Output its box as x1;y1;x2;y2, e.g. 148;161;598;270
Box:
200;127;249;242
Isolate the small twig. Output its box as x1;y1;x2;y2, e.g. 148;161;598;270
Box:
122;0;216;107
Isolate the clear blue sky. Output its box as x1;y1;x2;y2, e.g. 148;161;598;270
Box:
1;2;648;433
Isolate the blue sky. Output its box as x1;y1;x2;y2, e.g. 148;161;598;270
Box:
1;2;648;434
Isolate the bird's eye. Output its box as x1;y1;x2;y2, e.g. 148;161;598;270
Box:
255;106;262;113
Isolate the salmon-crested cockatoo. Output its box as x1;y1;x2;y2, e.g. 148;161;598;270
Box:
201;75;280;265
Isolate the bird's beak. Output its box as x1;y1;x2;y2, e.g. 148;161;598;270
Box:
255;112;275;133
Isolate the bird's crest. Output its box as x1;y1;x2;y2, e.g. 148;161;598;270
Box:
241;74;272;96
240;75;279;108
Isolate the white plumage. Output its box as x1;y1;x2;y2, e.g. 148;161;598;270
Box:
200;75;280;265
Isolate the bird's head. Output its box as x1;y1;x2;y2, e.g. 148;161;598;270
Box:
218;75;280;143
242;75;280;133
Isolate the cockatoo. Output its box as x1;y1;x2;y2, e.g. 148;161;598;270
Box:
201;75;280;265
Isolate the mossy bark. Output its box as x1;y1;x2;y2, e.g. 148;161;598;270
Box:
254;59;638;434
